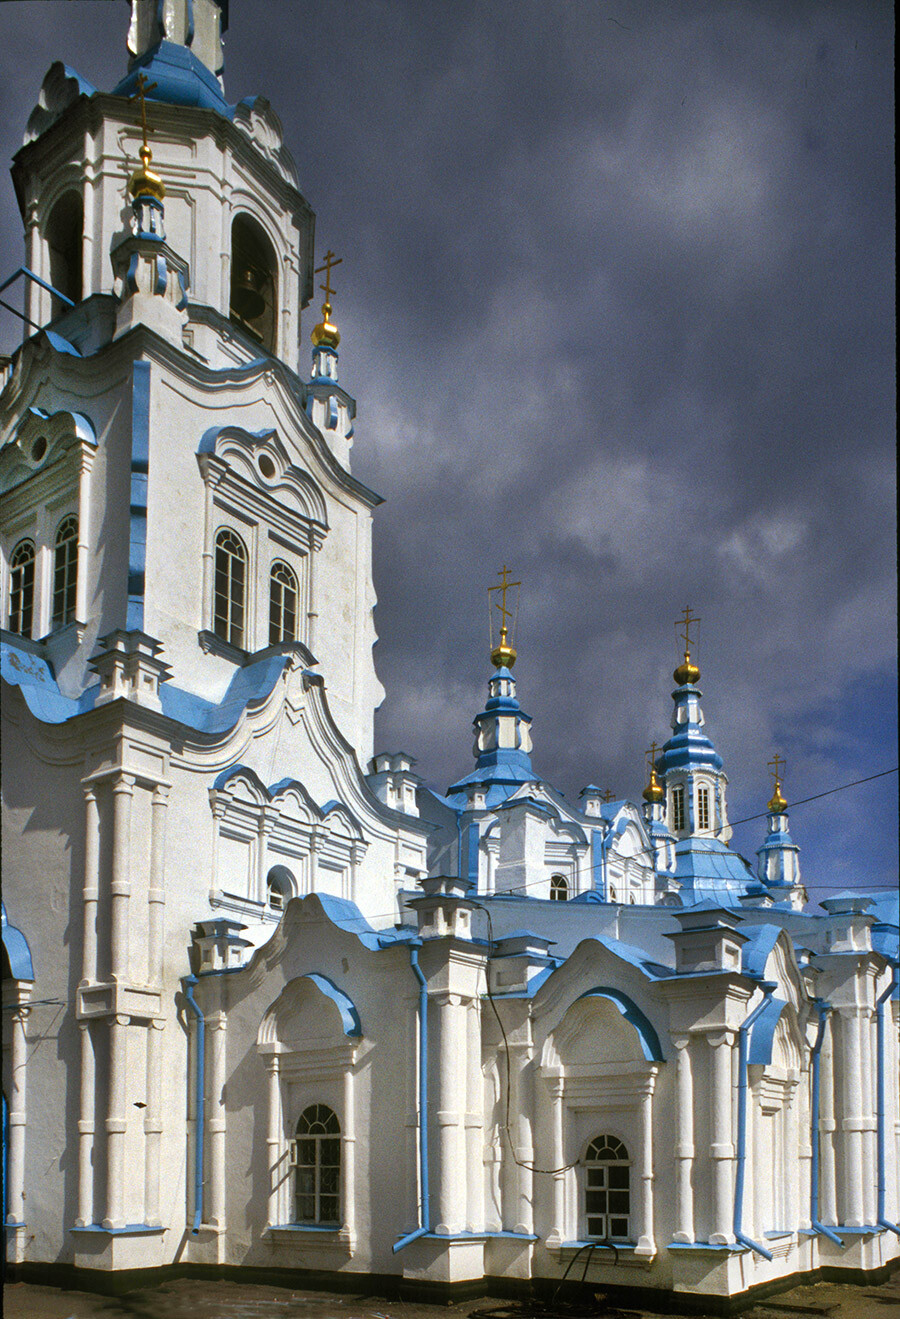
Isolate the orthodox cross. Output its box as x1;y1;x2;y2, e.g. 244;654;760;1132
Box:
645;740;660;773
600;787;615;803
676;605;700;656
314;250;343;305
488;564;521;640
129;73;158;150
768;752;786;787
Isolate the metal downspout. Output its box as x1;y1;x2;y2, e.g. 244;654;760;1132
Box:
811;1000;844;1247
393;943;430;1252
182;975;205;1235
734;980;776;1259
876;962;900;1236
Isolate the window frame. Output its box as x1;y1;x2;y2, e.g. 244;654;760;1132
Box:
51;514;78;629
697;784;710;831
584;1134;632;1243
671;783;685;832
549;873;569;902
8;539;36;638
269;559;299;645
291;1104;341;1227
213;525;248;649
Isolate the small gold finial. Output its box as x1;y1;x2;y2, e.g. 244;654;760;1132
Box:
600;787;615;803
488;564;521;668
643;741;664;803
673;605;701;685
767;753;787;813
311;250;343;348
128;73;165;201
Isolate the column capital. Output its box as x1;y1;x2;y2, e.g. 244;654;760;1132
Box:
112;773;137;796
707;1030;736;1049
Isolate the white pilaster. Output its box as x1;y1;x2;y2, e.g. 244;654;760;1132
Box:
708;1031;734;1243
81;785;100;984
672;1035;695;1242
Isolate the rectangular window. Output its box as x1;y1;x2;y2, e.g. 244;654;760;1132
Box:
697;786;710;831
672;784;685;832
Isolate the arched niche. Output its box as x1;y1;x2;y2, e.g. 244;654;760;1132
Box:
45;190;83;313
230;213;278;352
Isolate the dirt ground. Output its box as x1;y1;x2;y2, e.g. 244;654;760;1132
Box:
3;1273;899;1319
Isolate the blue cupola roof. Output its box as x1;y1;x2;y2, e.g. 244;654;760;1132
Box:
113;41;231;114
446;666;536;805
656;678;724;776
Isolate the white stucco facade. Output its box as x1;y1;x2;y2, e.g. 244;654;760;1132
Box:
2;2;897;1308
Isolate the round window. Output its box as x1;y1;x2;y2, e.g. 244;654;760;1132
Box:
258;454;276;479
31;436;47;461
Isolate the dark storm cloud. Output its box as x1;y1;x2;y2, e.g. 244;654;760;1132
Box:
0;1;895;897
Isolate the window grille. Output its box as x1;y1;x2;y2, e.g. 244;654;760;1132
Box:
291;1104;340;1225
213;527;247;648
549;874;569;901
9;539;35;637
672;784;685;832
52;515;78;628
584;1134;631;1241
269;560;298;645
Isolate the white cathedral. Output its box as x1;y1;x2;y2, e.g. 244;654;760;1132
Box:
1;2;897;1309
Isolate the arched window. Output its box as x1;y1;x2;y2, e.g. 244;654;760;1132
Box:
269;560;298;645
549;874;568;901
8;540;35;637
671;784;685;832
213;527;247;648
230;214;278;353
266;865;294;912
697;785;710;831
46;191;83;314
292;1104;340;1225
52;516;78;628
585;1134;631;1241
609;885;618;902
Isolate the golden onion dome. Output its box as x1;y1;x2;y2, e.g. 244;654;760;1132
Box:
311;301;340;349
768;782;787;813
128;143;166;202
642;765;664;804
673;650;700;685
490;626;516;669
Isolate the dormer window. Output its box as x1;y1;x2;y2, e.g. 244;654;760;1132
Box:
213;527;247;648
51;515;78;628
549;874;569;901
46;191;83;315
230;214;277;353
8;539;35;637
672;784;685;832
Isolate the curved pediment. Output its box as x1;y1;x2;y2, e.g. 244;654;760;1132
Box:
24;62;97;144
257;972;361;1049
233;96;299;188
198;424;329;532
1;406;96;495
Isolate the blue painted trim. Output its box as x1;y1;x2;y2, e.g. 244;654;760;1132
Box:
467;818;480;889
182;976;205;1235
876;962;900;1236
69;1224;165;1235
127;361;151;631
302;974;361;1037
746;996;788;1066
810;1001;844;1248
393;943;430;1253
734;981;776;1259
576;987;664;1062
0;265;75;308
1;902;34;980
185;0;194;45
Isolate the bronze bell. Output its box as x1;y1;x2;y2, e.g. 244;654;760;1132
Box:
231;268;266;321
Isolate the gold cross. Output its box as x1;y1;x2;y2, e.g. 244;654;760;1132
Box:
314;250;343;304
488;564;521;637
645;740;660;771
676;605;700;655
600;787;615;803
130;73;158;150
768;752;786;786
